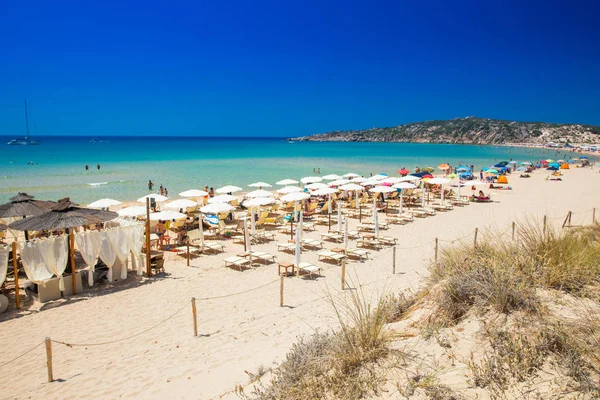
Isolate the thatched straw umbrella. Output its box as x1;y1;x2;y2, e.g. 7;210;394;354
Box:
9;198;118;295
0;193;55;240
8;198;117;232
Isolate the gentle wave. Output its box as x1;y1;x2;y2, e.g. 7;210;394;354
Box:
88;182;109;186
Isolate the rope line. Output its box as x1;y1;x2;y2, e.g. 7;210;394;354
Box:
195;277;281;301
0;341;44;369
52;300;191;347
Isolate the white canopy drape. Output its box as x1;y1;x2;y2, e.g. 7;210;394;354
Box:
75;230;103;286
35;236;69;291
0;245;9;287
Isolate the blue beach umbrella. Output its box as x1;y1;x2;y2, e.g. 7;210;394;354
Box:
580;156;588;159
456;166;471;172
546;166;559;171
516;166;526;172
549;162;560;168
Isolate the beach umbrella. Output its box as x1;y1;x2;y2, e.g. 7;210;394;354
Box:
88;198;122;209
370;173;388;180
545;159;554;163
456;166;471;172
117;206;147;217
281;192;310;222
369;186;397;194
179;189;208;198
397;168;409;175
246;189;272;198
149;211;186;221
243;197;276;207
165;199;197;210
216;185;242;194
276;178;299;185
329;179;351;186
200;202;235;214
428;177;450;203
508;160;518;164
248;181;272;188
243;218;251;255
305;182;328;190
350;177;367;183
546;166;559;171
339;183;364;191
548;162;560;168
208;194;237;204
498;161;509;166
312;187;337;197
277;185;303;194
0;223;7;231
0;193;54;219
300;176;323;184
343;173;360;178
9;198;118;231
486;169;499;175
392;182;417;213
520;162;532;165
137;194;168;203
438;163;450;170
580;156;588;159
422;167;434;173
380;177;404;185
322;174;343;180
360;179;381;187
398;175;421;182
515;166;527;172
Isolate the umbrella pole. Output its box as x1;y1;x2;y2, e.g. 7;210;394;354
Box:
69;231;76;295
145;198;151;277
12;242;20;309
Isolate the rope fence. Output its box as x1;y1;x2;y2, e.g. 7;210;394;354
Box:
2;206;598;386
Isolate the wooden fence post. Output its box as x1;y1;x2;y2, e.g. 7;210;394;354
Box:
280;274;285;307
191;297;198;337
568;211;572;227
341;260;346;290
543;215;547;238
393;246;397;274
593;208;596;224
186;242;190;267
434;238;438;261
473;228;478;249
45;337;53;382
12;242;20;310
512;221;516;240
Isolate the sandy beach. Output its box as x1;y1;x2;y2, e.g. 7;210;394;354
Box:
1;165;599;400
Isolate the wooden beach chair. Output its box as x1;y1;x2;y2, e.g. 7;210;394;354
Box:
316;250;346;264
296;262;322;279
224;256;252;271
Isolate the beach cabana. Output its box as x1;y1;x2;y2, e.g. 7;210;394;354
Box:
0;193;55;240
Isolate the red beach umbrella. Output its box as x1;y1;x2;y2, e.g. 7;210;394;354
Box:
397;168;409;176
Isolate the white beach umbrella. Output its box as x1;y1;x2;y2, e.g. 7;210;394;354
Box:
246;189;272;198
329;179;351;186
88;198;121;209
369;186;397;194
360;179;381;186
276;178;299;185
339;183;364;191
165;199;197;210
243;197;276;207
371;174;388;180
305;182;328;190
216;185;242;194
281;192;311;202
208;194;237;204
337;202;342;231
343;173;360;178
179;189;208;198
428;177;450;203
149;211;187;221
344;217;348;253
392;182;417;213
322;174;343;180
137;194;168;203
380;177;404;185
117;206;147;217
248;181;272;188
282;192;310;222
350;176;367;183
200;202;235;214
277;186;303;194
301;176;323;184
312;187;337;196
243;217;251;254
398;175;421;182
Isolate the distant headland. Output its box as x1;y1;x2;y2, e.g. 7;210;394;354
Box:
291;117;600;145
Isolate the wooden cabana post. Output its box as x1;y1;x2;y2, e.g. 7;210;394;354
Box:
145;197;151;277
12;242;20;309
69;231;76;295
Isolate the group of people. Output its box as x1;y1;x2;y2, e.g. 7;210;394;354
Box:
85;164;101;170
147;180;169;196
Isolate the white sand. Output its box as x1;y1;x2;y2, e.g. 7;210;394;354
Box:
1;166;599;400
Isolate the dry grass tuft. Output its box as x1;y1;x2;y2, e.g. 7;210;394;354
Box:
247;287;401;399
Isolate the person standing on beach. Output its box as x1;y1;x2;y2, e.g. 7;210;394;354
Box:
155;220;166;248
97;164;101;170
148;180;154;191
85;164;89;170
209;187;215;197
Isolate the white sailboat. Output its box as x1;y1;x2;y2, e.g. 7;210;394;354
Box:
7;100;40;145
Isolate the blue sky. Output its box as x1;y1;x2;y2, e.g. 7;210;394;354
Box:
1;0;599;136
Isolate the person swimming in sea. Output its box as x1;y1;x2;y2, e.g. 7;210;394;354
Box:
148;180;154;190
85;164;89;170
97;164;101;170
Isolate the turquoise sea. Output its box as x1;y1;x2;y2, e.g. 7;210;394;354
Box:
0;136;582;204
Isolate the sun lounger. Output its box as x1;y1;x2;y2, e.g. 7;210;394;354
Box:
376;236;397;245
253;229;275;242
346;248;369;260
320;232;343;242
357;238;382;249
386;215;412;224
296;262;322;279
224;256;252;270
201;242;225;253
316;250;347;264
175;245;202;256
431;203;453;211
277;242;296;253
301;238;324;249
238;251;276;264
